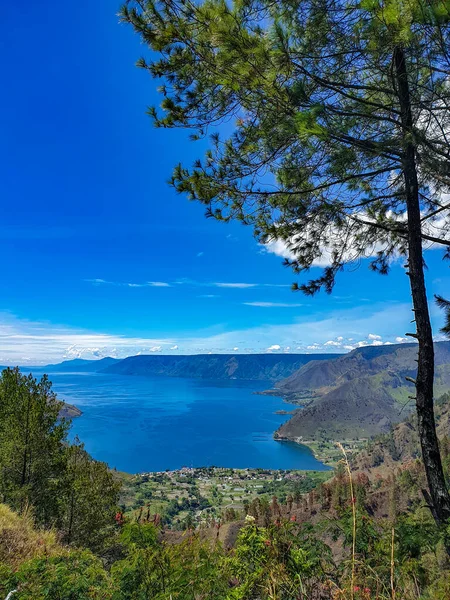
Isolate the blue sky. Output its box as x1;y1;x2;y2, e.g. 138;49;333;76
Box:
0;0;449;364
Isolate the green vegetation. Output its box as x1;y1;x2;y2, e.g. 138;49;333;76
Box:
436;296;450;337
0;367;69;523
0;368;121;551
1;368;450;597
2;452;450;598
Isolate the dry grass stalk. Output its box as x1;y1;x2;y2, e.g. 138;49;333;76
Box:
336;442;356;600
390;527;396;600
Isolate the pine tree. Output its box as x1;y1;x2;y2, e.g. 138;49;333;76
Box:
286;493;293;514
259;496;271;527
58;439;121;551
121;0;450;527
0;368;69;523
436;295;450;337
389;478;400;521
271;495;281;519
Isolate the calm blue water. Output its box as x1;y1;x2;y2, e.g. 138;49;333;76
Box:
30;370;327;473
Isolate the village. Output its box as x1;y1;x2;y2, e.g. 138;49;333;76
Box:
119;466;331;529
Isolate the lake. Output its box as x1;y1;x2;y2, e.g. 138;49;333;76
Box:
30;370;328;473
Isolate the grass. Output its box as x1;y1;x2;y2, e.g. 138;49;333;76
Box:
0;504;60;568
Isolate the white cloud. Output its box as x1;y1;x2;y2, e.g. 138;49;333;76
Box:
170;345;179;350
215;282;258;288
368;333;382;340
262;220;387;267
86;278;108;285
215;282;290;289
395;336;409;343
263;212;450;268
183;302;429;355
243;302;303;308
147;282;171;287
324;340;342;346
233;347;239;351
347;338;386;349
178;279;289;289
0;312;176;365
85;279;171;288
198;294;219;298
0;300;443;365
88;278;291;290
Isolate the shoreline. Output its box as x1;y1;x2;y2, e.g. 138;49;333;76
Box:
274;433;367;468
274;434;335;467
261;386;338;467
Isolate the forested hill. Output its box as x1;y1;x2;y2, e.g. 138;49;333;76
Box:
100;353;339;381
274;341;450;441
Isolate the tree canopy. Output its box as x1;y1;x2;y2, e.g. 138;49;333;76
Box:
0;368;68;522
0;368;120;549
121;0;450;291
436;295;450;337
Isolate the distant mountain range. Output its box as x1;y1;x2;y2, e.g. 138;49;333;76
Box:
101;353;340;381
40;353;339;381
273;341;450;441
27;342;450;442
42;357;121;372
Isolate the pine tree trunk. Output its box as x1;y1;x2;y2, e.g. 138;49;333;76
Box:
394;46;450;526
21;392;32;487
67;488;75;545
